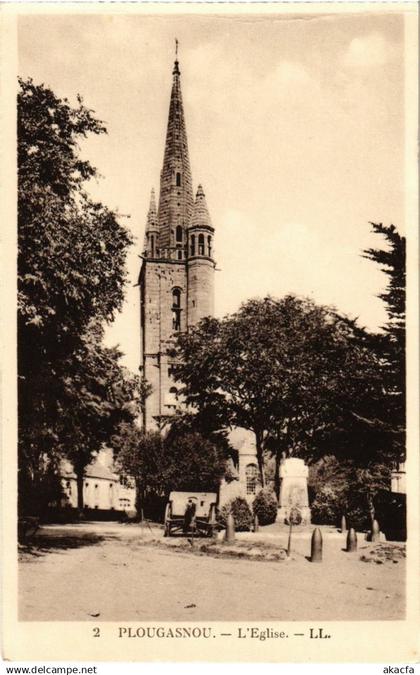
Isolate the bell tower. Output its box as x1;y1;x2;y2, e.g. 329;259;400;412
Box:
139;48;215;430
187;184;215;324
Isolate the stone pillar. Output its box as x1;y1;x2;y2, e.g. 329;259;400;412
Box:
278;457;311;525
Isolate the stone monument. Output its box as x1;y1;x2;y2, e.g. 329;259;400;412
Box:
277;457;311;525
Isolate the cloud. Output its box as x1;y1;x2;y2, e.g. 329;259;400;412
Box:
342;32;396;68
271;61;313;86
214;209;390;331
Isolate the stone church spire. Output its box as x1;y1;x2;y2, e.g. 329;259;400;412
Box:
139;50;215;429
143;188;158;257
190;184;213;231
157;49;194;254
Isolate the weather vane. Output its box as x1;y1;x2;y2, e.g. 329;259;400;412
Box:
175;38;179;58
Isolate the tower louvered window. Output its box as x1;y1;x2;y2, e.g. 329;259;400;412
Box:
198;233;205;255
176;226;183;259
172;288;182;331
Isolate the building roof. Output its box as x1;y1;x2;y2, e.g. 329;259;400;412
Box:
190;184;213;231
228;427;257;454
60;452;119;482
157;54;194;249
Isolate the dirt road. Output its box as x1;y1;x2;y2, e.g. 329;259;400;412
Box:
19;524;404;621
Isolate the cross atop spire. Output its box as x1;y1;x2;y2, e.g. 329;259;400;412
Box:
173;38;180;76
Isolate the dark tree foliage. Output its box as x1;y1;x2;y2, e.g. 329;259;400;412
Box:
309;455;391;530
363;222;406;461
115;427;226;518
218;497;253;532
18;78;136;514
171;295;384;488
252;487;278;526
113;426;166;516
163;432;226;493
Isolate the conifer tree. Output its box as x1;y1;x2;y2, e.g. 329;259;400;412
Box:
363;223;406;461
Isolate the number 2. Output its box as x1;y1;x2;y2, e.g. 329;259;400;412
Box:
93;627;100;638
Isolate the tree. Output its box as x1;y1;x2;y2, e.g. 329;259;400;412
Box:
115;427;226;519
363;222;406;461
309;455;391;530
162;432;226;493
113;425;166;517
172;295;383;490
18;77;135;514
58;324;142;511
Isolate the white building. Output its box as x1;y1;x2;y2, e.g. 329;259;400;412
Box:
61;448;136;512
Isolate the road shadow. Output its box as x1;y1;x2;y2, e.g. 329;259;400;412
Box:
19;532;108;557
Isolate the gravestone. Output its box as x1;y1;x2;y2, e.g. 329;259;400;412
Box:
278;457;311;525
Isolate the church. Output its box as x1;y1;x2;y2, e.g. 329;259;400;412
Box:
138;52;260;504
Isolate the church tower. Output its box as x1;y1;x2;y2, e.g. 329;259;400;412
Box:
139;51;216;430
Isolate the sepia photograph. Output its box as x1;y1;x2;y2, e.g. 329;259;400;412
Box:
2;1;419;663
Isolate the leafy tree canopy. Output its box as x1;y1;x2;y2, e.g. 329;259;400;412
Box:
18;77;132;338
171;295;388;485
115;427;226;515
18;78;137;513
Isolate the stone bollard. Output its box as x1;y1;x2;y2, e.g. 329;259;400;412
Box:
225;512;235;543
371;519;380;543
340;515;347;533
253;513;259;533
346;527;357;552
311;528;323;562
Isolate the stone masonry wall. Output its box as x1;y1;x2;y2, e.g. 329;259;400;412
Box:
141;259;187;428
187;259;214;326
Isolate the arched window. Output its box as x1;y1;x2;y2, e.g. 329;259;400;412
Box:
172;288;181;307
150;234;155;257
207;235;212;257
176;226;183;242
176;172;181;187
167;386;178;408
198;233;205;255
190;235;195;256
245;464;259;495
172;288;182;331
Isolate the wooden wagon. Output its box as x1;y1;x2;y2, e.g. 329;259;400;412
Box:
163;491;218;537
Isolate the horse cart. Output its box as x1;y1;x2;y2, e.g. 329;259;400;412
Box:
163;491;218;537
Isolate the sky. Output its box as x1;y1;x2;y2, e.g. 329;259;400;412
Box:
18;11;406;373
